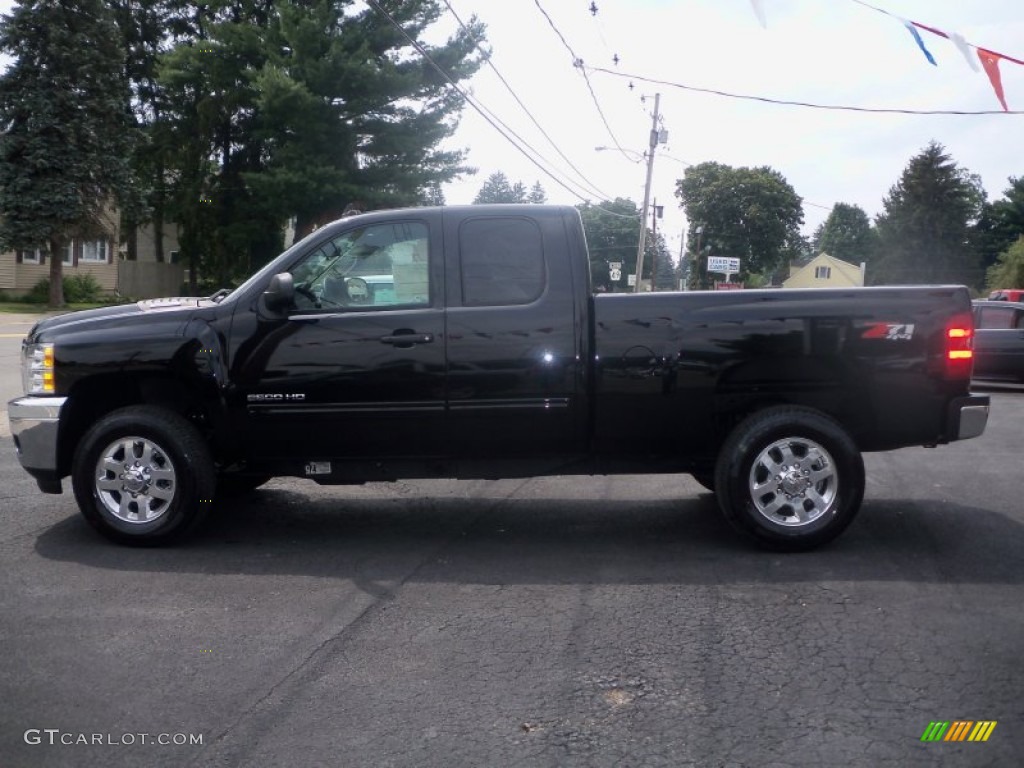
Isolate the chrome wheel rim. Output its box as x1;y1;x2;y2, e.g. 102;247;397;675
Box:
748;437;837;527
94;436;177;524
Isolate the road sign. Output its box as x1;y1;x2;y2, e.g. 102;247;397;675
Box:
609;261;622;270
707;256;741;274
609;268;622;281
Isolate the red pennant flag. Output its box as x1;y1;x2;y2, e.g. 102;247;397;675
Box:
977;48;1009;111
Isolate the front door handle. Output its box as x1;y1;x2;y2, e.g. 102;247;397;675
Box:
380;330;434;347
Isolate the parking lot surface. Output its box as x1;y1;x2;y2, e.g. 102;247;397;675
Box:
1;316;1021;767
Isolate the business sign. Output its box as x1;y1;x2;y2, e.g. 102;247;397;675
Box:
707;256;741;274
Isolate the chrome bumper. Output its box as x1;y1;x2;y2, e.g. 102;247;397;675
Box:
8;396;67;491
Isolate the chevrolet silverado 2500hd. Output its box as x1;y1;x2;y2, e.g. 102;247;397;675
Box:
8;205;990;550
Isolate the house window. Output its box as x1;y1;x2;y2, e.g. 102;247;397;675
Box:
81;239;109;263
19;248;44;265
62;241;74;265
814;266;832;279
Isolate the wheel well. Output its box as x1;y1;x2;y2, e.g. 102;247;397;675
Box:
57;374;215;476
713;395;858;452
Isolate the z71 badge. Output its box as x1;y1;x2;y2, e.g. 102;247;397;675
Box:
860;323;915;341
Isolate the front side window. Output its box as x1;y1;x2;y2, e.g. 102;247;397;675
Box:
289;221;430;312
459;217;545;306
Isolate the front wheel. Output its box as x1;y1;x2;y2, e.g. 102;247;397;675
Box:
714;407;864;551
72;406;215;546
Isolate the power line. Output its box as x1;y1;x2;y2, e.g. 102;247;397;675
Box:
440;0;614;201
530;0;634;160
364;0;636;219
586;65;1024;116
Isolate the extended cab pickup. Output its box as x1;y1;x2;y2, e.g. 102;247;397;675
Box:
8;205;990;550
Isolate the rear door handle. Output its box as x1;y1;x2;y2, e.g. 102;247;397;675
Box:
380;331;434;347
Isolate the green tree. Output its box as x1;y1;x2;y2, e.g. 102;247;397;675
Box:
675;162;804;283
156;0;485;290
473;172;526;203
527;181;548;204
872;142;985;287
816;203;875;264
985;237;1024;290
975;176;1024;275
577;198;655;292
0;0;135;307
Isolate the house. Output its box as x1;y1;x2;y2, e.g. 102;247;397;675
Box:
784;252;865;289
0;220;184;299
0;234;119;297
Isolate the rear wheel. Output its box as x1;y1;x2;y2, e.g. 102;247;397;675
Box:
72;406;215;546
714;406;864;551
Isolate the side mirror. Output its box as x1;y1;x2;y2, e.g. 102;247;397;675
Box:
263;272;295;312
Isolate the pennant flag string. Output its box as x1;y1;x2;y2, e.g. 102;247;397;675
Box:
847;0;1022;110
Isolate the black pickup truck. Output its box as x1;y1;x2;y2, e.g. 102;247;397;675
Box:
8;205;990;550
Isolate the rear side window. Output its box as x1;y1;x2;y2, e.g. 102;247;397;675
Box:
459;217;545;306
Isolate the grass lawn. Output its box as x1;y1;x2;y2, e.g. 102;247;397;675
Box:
0;301;122;314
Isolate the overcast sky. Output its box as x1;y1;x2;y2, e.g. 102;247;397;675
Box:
433;0;1024;257
0;0;1020;261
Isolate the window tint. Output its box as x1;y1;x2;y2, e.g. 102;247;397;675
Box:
290;221;429;311
460;218;545;306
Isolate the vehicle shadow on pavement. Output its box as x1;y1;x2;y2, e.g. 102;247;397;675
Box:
33;486;1024;586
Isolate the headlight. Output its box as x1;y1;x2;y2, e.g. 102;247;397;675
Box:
22;342;55;394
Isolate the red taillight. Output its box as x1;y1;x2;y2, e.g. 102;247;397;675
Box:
945;314;974;379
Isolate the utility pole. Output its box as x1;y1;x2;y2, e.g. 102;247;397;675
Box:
633;92;660;293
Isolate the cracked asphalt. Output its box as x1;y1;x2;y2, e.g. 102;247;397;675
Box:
1;315;1022;767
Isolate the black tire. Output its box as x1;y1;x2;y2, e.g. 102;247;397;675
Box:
714;406;864;551
216;472;271;498
71;406;216;546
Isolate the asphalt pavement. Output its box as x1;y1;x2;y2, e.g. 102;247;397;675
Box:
0;313;1022;767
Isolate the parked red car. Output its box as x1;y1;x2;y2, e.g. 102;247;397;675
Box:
988;289;1024;302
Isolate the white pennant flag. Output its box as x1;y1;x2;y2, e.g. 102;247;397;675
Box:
949;32;980;72
750;0;767;29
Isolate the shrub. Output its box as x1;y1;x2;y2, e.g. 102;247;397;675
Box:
22;274;103;304
63;273;102;303
24;278;50;304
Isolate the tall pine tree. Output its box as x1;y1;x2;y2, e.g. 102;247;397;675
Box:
0;0;135;306
873;142;985;287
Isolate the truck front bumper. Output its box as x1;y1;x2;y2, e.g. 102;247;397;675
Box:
8;396;67;493
949;394;990;441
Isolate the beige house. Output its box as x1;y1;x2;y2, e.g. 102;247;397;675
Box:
784;252;865;289
0;220;184;299
0;234;120;296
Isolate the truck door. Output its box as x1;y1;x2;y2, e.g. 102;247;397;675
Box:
232;217;447;463
974;303;1024;380
443;210;587;458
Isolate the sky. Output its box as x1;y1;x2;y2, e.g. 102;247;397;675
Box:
430;0;1024;261
0;0;1020;266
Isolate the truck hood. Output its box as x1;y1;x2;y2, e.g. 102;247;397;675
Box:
29;297;218;341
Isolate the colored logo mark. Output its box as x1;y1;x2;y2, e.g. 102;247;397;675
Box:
921;721;997;742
